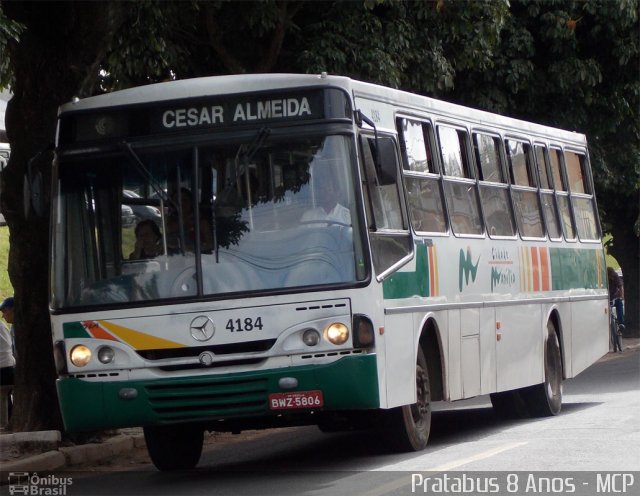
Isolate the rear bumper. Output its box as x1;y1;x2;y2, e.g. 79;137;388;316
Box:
57;354;379;432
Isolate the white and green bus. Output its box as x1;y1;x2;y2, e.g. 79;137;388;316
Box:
50;74;608;470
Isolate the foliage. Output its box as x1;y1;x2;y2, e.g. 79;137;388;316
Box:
0;6;24;89
0;226;13;301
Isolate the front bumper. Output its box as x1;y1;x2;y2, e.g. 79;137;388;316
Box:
57;354;379;432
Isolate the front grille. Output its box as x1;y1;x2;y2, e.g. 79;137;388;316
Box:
136;339;276;360
146;376;269;422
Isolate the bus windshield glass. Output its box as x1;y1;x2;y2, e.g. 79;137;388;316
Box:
52;134;364;309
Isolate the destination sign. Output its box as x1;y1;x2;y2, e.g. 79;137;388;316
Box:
161;97;313;129
59;88;351;145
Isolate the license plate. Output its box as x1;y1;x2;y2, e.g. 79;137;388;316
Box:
268;390;324;410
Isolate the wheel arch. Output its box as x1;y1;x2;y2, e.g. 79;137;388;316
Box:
418;317;445;401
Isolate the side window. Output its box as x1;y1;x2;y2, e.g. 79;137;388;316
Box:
549;147;576;240
398;118;436;173
474;133;504;183
474;133;515;237
565;150;587;194
360;135;412;275
565;150;599;240
506;138;544;238
534;145;561;240
439;125;482;236
398;118;447;234
438;126;472;178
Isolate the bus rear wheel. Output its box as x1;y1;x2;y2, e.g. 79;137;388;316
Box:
381;346;431;452
144;424;204;471
521;321;563;417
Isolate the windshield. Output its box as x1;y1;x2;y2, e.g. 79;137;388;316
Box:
51;134;366;309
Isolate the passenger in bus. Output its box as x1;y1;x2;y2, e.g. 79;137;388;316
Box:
166;188;213;254
130;219;163;259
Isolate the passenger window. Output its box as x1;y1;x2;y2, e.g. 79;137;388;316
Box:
534;145;551;189
506;139;544;238
473;132;515;237
506;139;534;186
473;133;504;183
398;118;447;234
438;126;472;178
565;150;599;240
564;151;588;194
549;148;565;191
398;118;436;173
404;177;447;233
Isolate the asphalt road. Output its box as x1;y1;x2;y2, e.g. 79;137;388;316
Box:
41;350;640;496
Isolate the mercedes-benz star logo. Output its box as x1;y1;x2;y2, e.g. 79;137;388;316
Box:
190;316;215;342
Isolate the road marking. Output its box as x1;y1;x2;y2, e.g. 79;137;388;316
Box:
426;440;528;472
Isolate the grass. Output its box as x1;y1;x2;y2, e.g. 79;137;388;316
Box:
0;225;13;301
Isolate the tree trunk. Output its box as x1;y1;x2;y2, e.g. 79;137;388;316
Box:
2;1;123;432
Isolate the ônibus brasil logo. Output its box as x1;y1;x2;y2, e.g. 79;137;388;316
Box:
459;247;480;292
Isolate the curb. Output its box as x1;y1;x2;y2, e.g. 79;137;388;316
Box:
1;432;145;476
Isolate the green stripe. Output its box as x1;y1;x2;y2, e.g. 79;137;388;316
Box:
63;321;90;339
550;247;606;290
383;244;429;299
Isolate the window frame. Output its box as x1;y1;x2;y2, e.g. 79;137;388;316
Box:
397;116;449;236
505;136;546;240
472;130;517;239
437;122;484;238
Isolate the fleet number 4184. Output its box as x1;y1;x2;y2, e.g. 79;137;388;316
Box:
226;317;264;332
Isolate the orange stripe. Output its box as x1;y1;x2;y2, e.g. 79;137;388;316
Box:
539;247;550;291
428;246;436;296
83;321;119;341
531;247;540;291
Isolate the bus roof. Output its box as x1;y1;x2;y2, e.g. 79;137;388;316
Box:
59;73;586;146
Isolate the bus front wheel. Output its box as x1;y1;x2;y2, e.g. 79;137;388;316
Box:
381;346;432;452
144;424;204;471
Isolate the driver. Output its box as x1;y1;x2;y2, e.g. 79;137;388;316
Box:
300;174;351;226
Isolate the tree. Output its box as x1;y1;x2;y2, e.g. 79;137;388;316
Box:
0;1;129;431
448;0;639;330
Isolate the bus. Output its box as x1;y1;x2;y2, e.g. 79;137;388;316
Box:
49;74;609;470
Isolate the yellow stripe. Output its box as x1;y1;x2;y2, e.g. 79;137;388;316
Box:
98;320;186;350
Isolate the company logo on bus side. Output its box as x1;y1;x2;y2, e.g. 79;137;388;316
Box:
162;97;312;129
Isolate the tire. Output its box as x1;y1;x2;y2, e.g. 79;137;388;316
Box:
521;320;563;417
380;346;432;452
144;424;204;471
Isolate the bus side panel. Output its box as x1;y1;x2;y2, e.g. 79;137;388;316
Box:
383;312;417;408
570;298;609;377
447;309;463;401
479;306;497;395
495;303;544;392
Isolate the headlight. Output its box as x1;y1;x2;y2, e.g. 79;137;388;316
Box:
325;322;349;345
70;345;92;367
97;346;115;364
302;329;321;346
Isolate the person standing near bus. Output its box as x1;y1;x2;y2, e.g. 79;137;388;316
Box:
607;267;625;330
0;297;15;429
